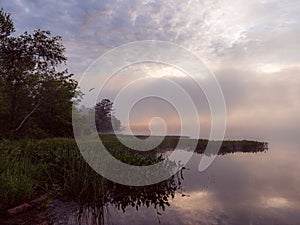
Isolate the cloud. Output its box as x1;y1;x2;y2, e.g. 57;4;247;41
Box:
3;0;300;69
2;0;300;140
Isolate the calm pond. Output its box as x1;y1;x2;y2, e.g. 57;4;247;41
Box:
49;140;300;225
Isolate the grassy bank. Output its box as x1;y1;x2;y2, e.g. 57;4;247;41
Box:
0;136;267;214
0;138;162;213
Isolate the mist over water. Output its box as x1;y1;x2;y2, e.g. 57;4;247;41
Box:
2;0;299;224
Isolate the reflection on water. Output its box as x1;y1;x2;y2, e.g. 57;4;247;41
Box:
51;142;300;225
52;171;184;225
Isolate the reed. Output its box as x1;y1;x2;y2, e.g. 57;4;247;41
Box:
0;138;162;212
0;136;267;213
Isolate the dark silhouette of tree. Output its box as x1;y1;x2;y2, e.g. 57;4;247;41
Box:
94;99;121;133
0;9;79;138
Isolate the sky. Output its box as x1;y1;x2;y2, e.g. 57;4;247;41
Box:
1;0;300;142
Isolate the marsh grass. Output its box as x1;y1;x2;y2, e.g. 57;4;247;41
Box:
0;138;163;213
0;136;267;213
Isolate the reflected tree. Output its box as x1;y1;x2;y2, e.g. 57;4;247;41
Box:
67;171;184;225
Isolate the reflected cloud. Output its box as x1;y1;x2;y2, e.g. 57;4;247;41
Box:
2;1;300;224
45;142;300;225
263;197;291;208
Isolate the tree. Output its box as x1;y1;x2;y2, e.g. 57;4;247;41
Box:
94;99;121;133
0;9;79;138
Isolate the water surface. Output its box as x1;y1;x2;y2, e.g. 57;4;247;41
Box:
54;141;300;225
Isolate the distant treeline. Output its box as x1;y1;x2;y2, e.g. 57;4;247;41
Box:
98;134;268;155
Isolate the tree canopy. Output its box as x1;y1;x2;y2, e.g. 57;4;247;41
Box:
0;9;79;139
94;99;121;133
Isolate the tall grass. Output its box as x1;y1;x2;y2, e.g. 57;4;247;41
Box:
0;139;96;211
0;138;163;212
0;136;267;213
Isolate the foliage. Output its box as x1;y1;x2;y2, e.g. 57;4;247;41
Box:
0;137;166;212
94;99;121;133
0;138;97;211
0;9;79;139
0;136;267;215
